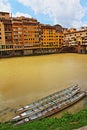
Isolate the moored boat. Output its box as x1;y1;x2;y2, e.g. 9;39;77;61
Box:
12;85;80;122
14;90;86;126
16;84;79;114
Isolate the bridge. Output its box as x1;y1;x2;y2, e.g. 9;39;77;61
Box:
59;45;87;54
0;44;87;58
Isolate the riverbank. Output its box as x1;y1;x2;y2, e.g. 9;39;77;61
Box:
0;107;87;130
75;126;87;130
0;46;87;58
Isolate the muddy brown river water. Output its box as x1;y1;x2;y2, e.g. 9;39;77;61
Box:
0;54;87;122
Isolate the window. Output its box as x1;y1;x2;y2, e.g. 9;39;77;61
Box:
2;13;5;16
0;45;2;49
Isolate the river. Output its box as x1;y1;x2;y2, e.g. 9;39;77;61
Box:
0;54;87;122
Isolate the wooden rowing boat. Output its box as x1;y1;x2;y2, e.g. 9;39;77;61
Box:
16;84;78;114
14;90;86;126
12;85;80;122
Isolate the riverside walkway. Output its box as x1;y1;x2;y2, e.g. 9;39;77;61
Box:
75;126;87;130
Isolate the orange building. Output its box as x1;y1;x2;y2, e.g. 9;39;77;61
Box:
21;17;40;48
12;17;23;50
12;16;40;55
0;11;64;56
0;12;12;53
0;22;5;47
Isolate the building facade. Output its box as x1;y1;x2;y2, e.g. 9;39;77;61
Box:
0;22;5;47
64;28;87;46
40;24;64;49
12;16;41;55
40;24;56;48
0;12;12;56
1;11;82;56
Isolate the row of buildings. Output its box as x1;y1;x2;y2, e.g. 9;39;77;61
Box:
64;27;87;46
0;11;87;57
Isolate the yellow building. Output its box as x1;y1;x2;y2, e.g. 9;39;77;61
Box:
56;32;64;48
0;12;10;19
54;24;64;48
40;24;56;48
40;25;63;48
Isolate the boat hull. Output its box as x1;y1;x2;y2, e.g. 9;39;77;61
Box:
12;85;80;121
14;91;86;126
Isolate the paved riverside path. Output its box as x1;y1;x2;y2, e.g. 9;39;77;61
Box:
74;126;87;130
